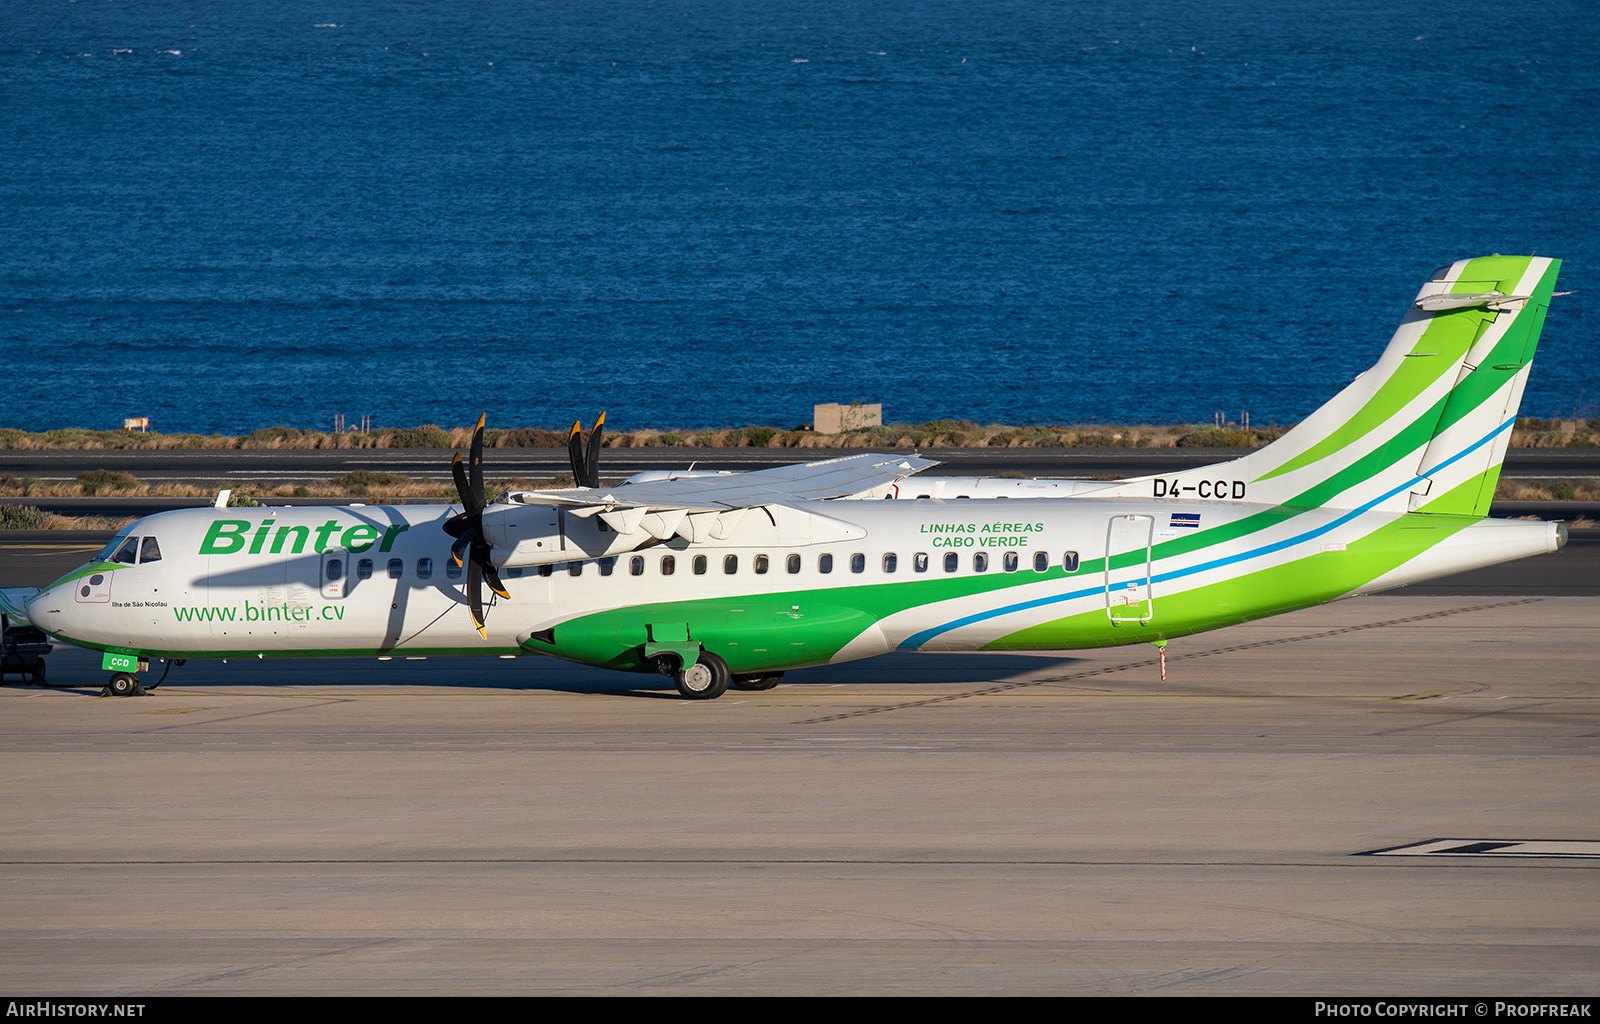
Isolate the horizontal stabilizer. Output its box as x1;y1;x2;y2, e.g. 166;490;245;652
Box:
1414;292;1529;312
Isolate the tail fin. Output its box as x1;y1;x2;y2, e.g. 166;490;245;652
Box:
1124;256;1561;515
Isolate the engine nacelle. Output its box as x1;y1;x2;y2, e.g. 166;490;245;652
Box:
482;504;565;567
483;504;637;567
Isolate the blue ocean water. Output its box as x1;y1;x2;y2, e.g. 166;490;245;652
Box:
3;0;1596;435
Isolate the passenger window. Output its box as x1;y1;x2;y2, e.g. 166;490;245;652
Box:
660;555;675;576
1034;551;1049;572
1063;551;1080;572
113;536;139;564
1003;551;1019;572
505;567;524;579
943;552;958;573
914;552;929;573
569;562;582;576
755;554;769;574
819;554;833;574
973;552;989;573
417;557;433;580
599;557;615;577
850;553;865;573
357;559;374;580
446;560;464;580
388;558;403;579
724;554;738;574
139;536;162;563
693;555;707;575
786;554;801;574
326;558;344;581
538;565;552;577
631;556;645;576
882;553;897;573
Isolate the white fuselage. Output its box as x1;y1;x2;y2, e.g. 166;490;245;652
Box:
24;496;1562;670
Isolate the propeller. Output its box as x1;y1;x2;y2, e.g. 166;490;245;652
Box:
567;411;605;489
442;413;510;638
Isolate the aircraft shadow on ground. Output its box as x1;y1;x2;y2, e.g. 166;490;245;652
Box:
12;646;1089;698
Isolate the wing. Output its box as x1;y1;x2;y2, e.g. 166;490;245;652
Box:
501;452;938;514
486;452;937;543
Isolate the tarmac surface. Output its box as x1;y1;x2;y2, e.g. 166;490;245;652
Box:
2;578;1596;993
0;499;1594;995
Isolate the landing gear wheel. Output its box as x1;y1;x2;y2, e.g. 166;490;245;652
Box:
674;651;730;700
30;661;46;684
731;672;783;691
107;673;140;698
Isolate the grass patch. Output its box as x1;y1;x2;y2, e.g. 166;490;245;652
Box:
76;469;139;495
0;416;1594;451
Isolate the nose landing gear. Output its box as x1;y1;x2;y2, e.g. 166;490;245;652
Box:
101;658;182;697
105;672;144;698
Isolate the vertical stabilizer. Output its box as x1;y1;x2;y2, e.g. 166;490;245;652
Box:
1104;256;1561;515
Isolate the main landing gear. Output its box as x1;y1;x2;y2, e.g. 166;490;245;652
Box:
659;653;785;700
671;651;731;700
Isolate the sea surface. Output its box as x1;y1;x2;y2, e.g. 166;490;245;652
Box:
3;0;1597;435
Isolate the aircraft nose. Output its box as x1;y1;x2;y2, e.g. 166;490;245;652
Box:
24;587;66;634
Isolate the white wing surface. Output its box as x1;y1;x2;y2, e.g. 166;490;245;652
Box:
501;452;937;514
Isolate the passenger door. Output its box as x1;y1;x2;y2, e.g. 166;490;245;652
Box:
1104;515;1154;622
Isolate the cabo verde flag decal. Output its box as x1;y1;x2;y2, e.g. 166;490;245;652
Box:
1169;513;1201;529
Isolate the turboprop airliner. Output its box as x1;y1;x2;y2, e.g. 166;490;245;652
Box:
10;256;1569;699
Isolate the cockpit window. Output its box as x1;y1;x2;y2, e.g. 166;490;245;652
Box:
139;536;162;564
112;536;139;565
97;533;133;561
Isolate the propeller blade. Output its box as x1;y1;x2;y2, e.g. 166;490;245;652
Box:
448;413;499;637
468;413;486;509
450;452;481;518
482;557;511;600
466;557;486;639
583;410;605;489
567;418;587;486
